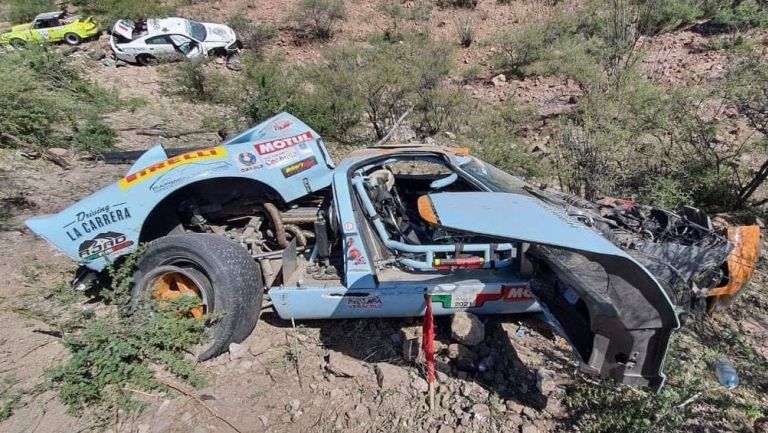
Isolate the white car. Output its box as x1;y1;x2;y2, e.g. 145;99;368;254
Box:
110;17;240;66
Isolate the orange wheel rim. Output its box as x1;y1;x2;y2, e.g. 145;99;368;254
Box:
151;272;206;319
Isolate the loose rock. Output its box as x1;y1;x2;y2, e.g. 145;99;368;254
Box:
492;74;507;87
88;50;106;61
451;313;484;346
536;368;557;396
521;423;539;433
326;351;366;378
48;148;68;157
374;363;409;389
229;342;247;361
411;377;429;393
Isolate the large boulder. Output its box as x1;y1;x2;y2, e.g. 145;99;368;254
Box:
450;312;485;346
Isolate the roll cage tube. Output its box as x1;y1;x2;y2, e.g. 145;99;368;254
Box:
351;171;515;270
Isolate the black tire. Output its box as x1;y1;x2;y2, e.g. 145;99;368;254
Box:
63;33;82;46
9;39;26;49
132;234;263;360
136;53;157;66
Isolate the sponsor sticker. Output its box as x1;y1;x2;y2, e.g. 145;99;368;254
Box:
450;294;476;308
346;237;367;267
281;156;317;178
254;131;313;155
272;119;293;132
264;149;299;167
431;284;534;309
149;161;231;193
343;221;355;232
236;151;264;173
119;146;228;189
64;203;132;241
78;231;134;262
347;296;383;309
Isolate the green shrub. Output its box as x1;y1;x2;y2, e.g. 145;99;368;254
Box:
0;47;118;155
48;251;209;416
437;0;478;9
293;0;346;40
324;38;453;138
69;0;176;24
710;0;768;31
636;0;703;35
72;118;116;155
455;16;474;47
2;0;53;23
414;88;464;136
173;58;231;104
228;12;277;52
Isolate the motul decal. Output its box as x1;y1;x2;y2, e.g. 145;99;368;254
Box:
254;131;313;155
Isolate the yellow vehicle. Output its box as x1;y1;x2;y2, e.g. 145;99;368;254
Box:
0;11;100;47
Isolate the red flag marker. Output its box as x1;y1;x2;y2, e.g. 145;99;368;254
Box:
422;294;436;410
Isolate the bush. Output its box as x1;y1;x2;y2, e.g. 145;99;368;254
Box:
69;0;176;24
173;58;231;103
48;251;209;416
3;0;53;23
710;0;768;31
228;12;277;52
455;16;474;47
0;47;118;155
231;55;359;139
414;88;464;136
294;0;346;40
72;118;116;155
636;0;704;35
437;0;478;9
496;13;602;87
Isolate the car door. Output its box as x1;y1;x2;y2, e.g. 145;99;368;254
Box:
168;34;200;60
143;35;177;61
35;17;65;42
31;18;52;42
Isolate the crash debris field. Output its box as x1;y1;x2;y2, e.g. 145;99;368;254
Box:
1;0;768;433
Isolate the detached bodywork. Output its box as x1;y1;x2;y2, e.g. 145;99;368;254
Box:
110;17;239;65
1;11;99;46
26;113;760;390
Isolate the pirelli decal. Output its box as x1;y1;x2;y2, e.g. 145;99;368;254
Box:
281;156;317;178
119;147;228;189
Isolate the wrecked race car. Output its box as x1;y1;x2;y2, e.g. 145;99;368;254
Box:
26;113;760;389
110;17;239;66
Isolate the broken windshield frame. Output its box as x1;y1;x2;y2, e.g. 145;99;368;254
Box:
458;156;529;195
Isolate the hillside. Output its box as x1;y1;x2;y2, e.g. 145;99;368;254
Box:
0;1;766;432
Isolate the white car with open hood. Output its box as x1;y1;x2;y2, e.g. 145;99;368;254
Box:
110;17;240;66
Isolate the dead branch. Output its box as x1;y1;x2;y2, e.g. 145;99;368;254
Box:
290;317;304;390
134;128;214;139
155;377;244;433
1;133;71;169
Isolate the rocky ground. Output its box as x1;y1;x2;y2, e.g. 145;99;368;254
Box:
0;1;767;432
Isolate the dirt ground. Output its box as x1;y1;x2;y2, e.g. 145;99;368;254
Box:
1;1;767;432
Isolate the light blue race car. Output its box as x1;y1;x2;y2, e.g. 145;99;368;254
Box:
27;113;752;389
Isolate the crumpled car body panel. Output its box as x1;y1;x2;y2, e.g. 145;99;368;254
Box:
423;191;680;388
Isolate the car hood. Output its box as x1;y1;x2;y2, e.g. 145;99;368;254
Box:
423;191;680;389
203;23;236;43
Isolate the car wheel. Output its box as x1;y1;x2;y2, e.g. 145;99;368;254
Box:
9;39;26;49
63;33;82;46
131;234;264;361
136;53;158;66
